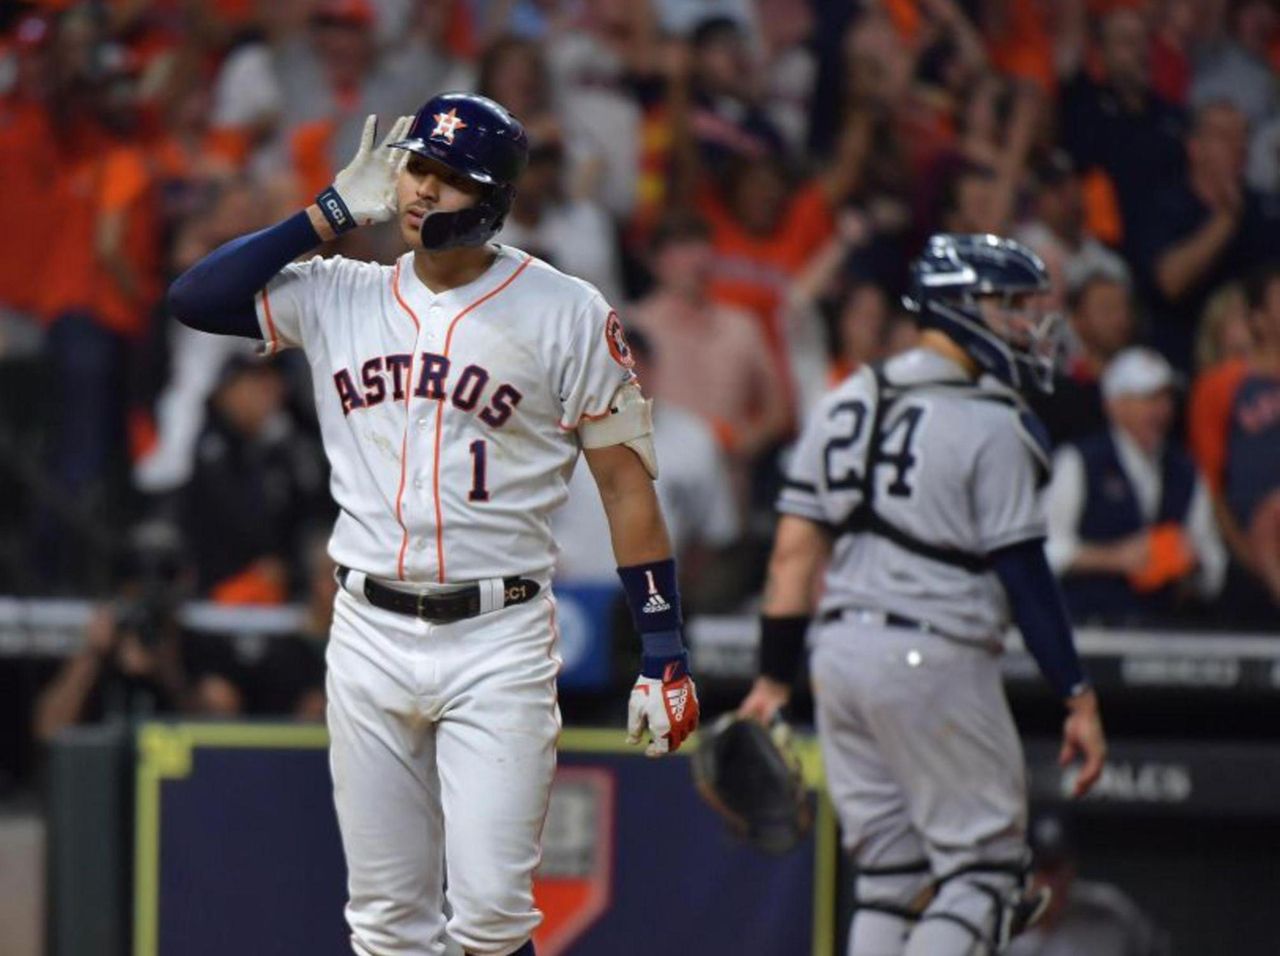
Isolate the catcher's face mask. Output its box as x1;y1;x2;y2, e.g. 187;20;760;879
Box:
691;714;813;855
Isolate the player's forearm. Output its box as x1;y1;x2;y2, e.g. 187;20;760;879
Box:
589;443;673;565
761;517;830;616
166;210;323;337
601;484;673;566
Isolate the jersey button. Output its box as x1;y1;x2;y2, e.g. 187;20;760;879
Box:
414;477;425;490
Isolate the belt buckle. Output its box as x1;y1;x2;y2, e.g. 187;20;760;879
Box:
415;591;432;621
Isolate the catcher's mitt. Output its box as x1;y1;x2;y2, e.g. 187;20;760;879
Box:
691;714;813;855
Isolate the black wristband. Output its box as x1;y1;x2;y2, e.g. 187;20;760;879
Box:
759;615;810;686
315;186;357;235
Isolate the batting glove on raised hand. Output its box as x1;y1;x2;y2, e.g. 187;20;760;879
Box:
315;114;412;234
628;654;700;757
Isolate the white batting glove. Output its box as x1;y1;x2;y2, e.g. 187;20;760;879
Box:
316;114;413;233
627;660;700;757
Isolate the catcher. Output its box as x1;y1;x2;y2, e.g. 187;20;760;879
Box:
738;235;1107;956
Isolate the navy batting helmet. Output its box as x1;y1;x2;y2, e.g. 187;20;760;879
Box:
391;92;528;250
904;234;1061;392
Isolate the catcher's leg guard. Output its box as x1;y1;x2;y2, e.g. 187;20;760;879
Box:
848;859;934;956
903;858;1039;956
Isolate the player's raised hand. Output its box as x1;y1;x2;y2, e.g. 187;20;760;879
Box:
325;114;414;229
1060;688;1107;798
627;658;700;757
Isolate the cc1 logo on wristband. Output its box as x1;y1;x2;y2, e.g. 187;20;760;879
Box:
316;186;356;234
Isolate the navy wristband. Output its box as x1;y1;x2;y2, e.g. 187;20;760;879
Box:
640;638;688;679
617;559;682;633
315;186;357;235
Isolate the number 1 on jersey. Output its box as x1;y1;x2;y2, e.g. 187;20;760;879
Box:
468;440;490;502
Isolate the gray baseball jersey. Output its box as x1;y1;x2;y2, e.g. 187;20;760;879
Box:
779;348;1050;643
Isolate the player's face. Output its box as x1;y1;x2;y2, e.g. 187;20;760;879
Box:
396;153;483;249
976;291;1051;348
976;290;1062;388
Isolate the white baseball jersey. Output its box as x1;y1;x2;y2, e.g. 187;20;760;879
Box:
779;348;1051;642
255;244;636;584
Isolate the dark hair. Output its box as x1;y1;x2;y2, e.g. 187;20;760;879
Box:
477;36;548;111
935;158;995;222
1067;270;1127;313
648;211;712;255
690;16;743;51
1244;261;1280;310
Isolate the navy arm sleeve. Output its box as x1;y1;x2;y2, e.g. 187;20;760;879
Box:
166;211;322;337
990;538;1088;700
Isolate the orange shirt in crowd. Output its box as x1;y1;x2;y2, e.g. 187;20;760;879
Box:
1188;358;1249;495
699;180;835;401
0;96;56;313
985;0;1056;94
151;128;250;182
291;119;339;204
39;141;161;338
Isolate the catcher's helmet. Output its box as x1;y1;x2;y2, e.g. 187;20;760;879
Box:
391;92;528;250
692;715;812;855
904;233;1060;392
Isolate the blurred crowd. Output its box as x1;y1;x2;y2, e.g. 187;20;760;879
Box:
2;0;1280;731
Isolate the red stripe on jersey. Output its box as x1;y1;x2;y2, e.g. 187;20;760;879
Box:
391;259;422;580
431;254;533;582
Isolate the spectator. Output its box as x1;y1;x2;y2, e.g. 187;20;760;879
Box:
33;525;245;741
928;80;1041;238
627;212;788;465
778;208;880;416
552;328;741;602
247;534;335;720
211;0;444;205
544;0;658;219
0;13;56;351
1131;100;1280;373
1017;149;1131;308
1029;271;1135;446
1189;0;1279;128
1047;348;1226;626
1065;274;1136;383
1194;281;1254;372
495;136;625;305
1060;8;1187;241
36;43;162;588
1150;0;1198;106
753;0;818;155
1008;812;1171;956
179;354;329;605
1188;262;1280;627
684;16;786;172
668;53;871;419
136;179;271;495
476;35;560;148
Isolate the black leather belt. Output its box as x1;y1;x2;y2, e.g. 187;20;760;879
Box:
338;566;540;623
821;606;940;635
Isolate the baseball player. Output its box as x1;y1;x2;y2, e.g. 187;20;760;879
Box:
166;92;700;956
738;234;1108;956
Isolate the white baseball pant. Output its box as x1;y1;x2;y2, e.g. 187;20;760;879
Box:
325;575;561;956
